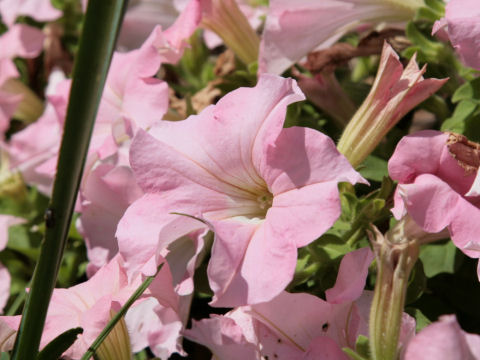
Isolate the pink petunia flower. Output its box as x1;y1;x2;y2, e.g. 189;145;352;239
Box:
403;315;480;360
389;130;480;259
258;0;424;75
116;74;365;307
185;247;414;359
432;0;480;70
0;0;62;26
0;255;186;359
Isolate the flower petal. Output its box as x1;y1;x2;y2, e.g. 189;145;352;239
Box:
325;247;374;304
208;218;297;306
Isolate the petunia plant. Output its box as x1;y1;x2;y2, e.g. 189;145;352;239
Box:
1;0;480;359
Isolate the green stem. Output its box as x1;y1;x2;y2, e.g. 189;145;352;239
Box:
368;226;419;360
11;1;127;358
80;264;164;360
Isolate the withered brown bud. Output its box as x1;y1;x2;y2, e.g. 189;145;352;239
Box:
447;133;480;174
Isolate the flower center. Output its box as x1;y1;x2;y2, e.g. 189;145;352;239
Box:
256;191;273;214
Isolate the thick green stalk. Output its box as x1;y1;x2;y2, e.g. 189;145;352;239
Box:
368;225;419;360
11;1;127;358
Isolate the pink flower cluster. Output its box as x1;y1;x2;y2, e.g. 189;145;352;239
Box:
1;0;480;359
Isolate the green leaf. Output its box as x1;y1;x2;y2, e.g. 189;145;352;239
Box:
440;100;478;133
37;328;83;360
355;335;371;359
358;156;388;182
405;308;432;332
451;77;480;104
415;0;445;21
406;261;427;304
419;241;458;277
403;22;444;62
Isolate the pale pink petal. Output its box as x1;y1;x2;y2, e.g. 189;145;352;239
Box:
0;215;26;250
163;0;201;58
436;0;480;70
0;59;19;86
7;104;61;195
136;0;201;71
302;336;350;360
395;174;480;257
207;218;298;306
144;75;304;194
121;77;169;130
0;316;19;351
184;314;261;360
0;90;22;136
118;0;181;50
0;265;10;314
325;247;374;304
116;192;206;277
404;315;480;359
262;126;366;195
259;0;420;74
0;24;45;59
267;181;343;248
79;164;143;275
389;130;480;257
164;231;206;296
250;291;354;351
144;306;185;358
0;0;62;26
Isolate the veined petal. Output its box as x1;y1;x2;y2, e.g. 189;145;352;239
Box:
404;315;480;359
388;130;450;184
262;126;365;195
143;74;304;194
325;247;374;304
208;218;297;307
268;181;343;248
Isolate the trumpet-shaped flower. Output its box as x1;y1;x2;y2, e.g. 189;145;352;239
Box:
258;0;424;74
0;255;185;359
433;0;480;70
116;74;365;307
185;247;411;359
337;43;447;168
389;130;480;258
199;0;260;64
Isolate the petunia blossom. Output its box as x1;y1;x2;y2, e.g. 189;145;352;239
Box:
117;74;365;307
432;0;480;70
258;0;424;74
389;130;480;259
0;0;62;26
0;255;186;359
403;315;480;360
185;247;415;359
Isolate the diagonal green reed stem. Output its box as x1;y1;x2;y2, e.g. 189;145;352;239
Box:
11;0;127;358
80;263;164;360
